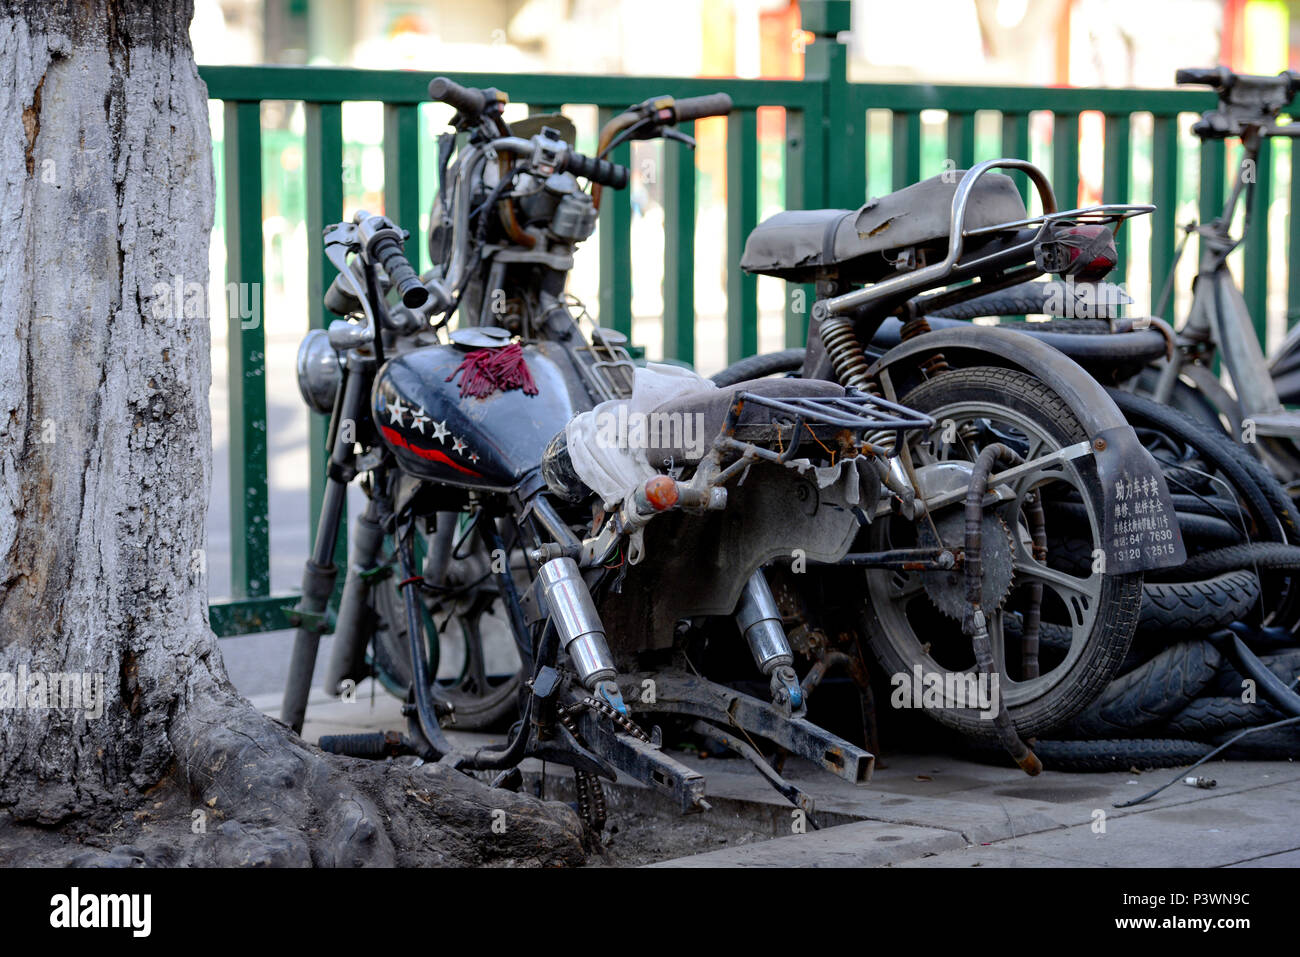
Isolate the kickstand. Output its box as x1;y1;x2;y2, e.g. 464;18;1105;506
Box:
693;720;820;829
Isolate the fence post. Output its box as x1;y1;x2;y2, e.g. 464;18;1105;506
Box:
802;0;856;209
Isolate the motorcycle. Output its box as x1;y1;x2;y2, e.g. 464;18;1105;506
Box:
279;78;946;828
720;158;1189;745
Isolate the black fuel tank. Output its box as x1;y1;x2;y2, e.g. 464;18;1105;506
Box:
372;343;576;490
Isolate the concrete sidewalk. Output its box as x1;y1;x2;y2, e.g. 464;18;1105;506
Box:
257;686;1300;868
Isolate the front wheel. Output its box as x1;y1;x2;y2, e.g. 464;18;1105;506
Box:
368;530;524;731
862;366;1143;740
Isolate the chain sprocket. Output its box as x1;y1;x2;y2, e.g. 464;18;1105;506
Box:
917;510;1017;619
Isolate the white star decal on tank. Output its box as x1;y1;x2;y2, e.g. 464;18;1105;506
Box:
468;452;480;463
387;396;408;426
452;437;466;455
409;407;430;434
430;420;449;443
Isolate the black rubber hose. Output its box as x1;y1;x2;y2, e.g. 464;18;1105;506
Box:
1214;632;1300;717
1209;649;1300;696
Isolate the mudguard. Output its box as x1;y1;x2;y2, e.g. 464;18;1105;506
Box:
863;325;1186;574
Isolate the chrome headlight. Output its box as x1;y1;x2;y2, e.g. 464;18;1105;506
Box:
296;328;342;414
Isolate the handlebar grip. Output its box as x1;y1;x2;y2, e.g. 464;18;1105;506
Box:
672;93;733;123
563;151;629;189
428;77;487;116
1175;66;1232;89
371;237;429;309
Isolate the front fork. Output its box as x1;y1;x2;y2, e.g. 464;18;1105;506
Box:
537;557;627;714
281;352;374;733
537;561;804;716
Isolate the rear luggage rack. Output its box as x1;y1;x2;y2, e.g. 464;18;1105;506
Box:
718;387;934;466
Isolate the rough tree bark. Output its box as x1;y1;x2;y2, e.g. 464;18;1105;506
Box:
0;1;584;866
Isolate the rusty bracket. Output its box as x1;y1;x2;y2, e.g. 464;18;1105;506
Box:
619;669;873;786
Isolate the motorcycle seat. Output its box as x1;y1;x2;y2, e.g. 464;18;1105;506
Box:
740;171;1026;284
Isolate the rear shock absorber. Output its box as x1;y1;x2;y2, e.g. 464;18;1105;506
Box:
898;315;949;377
735;571;805;716
819;314;874;391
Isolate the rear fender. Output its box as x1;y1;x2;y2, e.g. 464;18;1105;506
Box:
866;326;1186;574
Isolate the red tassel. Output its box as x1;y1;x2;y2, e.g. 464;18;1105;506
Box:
446;343;539;399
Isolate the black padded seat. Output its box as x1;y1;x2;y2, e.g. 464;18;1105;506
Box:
740;171;1027;283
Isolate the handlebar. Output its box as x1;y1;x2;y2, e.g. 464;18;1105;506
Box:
671;93;733;123
428;77;487;116
1175;66;1235;90
371;235;428;309
562;150;629;189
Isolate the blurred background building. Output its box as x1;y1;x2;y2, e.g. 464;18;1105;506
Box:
195;0;1289;86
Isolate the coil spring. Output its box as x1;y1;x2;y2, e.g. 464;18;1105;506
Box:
821;315;873;391
898;316;950;376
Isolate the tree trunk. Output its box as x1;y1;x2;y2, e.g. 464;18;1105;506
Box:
0;1;584;866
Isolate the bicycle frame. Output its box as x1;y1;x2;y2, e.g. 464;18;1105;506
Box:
1149;123;1300;439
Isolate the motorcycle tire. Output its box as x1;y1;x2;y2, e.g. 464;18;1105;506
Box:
927;280;1129;321
368;538;523;732
860;366;1143;741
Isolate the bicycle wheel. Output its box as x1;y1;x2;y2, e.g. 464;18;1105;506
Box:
860;367;1142;740
369;530;523;731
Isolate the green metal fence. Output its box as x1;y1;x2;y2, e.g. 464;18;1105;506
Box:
201;0;1291;637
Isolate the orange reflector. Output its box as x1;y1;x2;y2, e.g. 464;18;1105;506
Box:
644;475;679;511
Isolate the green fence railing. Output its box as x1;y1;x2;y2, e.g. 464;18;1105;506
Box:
200;0;1293;637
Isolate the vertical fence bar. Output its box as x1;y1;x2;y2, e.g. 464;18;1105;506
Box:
662;122;696;364
785;108;813;349
1244;137;1272;347
892;111;922;191
383;103;421;244
1000;112;1031;204
598;106;633;337
223;100;270;599
1150;114;1180;316
305;101;347;587
947;111;976;171
1289;142;1300;332
726;109;759;363
1053;112;1080;209
1103;113;1132;281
